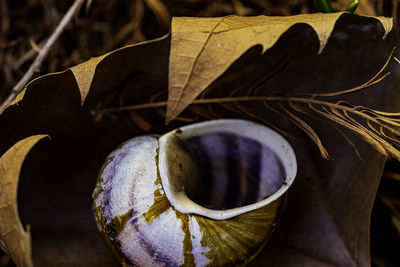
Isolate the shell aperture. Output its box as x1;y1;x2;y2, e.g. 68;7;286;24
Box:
92;119;297;266
181;132;285;210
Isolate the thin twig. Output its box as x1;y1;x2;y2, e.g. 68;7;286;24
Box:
311;48;394;97
13;39;47;70
97;94;400;141
101;100;168;111
0;0;86;115
98;60;392;114
97;95;391;118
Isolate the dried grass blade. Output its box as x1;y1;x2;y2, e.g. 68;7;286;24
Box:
338;109;398;155
336;103;400;136
367;120;385;136
364;120;400;146
369;109;400;118
290;102;362;159
188;105;219;120
328;106;354;124
154;108;198;122
279;102;331;159
375;122;400;145
129;111;152;131
353;106;400;121
376;117;400;127
233;101;295;139
309;104;390;157
310;48;394;97
359;109;400;127
342;110;400;156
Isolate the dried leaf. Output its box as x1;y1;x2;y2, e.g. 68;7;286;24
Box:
5;72;69;111
374;16;393;38
0;13;398;267
9;90;26;107
0;135;47;267
166;13;393;123
69;36;168;106
0;35;171;265
70;55;108;106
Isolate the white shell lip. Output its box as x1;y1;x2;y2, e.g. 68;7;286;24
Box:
158;119;297;220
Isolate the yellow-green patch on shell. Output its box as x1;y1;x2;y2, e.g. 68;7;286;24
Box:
92;119;296;266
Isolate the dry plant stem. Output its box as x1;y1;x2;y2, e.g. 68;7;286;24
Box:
101;96;400;145
99;95;387;113
97;64;400;160
101;51;394;114
0;0;86;115
98;94;400;159
100;95;398;132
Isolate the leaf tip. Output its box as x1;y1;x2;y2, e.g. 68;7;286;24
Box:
165;100;182;125
165;111;174;125
10;89;27;107
70;55;106;107
374;16;394;40
80;95;87;106
0;134;48;267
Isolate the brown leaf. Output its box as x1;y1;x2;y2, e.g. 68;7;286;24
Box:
9;89;26;107
0;134;47;267
70;55;108;106
69;37;168;106
0;13;398;267
0;36;170;266
166;13;393;123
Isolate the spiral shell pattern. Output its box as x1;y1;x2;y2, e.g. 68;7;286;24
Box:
92;120;295;266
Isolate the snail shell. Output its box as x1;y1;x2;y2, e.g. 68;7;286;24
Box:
92;119;297;266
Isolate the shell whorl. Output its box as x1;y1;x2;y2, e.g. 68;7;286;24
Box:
92;119;296;266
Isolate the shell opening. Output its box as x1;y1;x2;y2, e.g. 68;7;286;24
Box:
158;119;297;220
187;132;285;209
